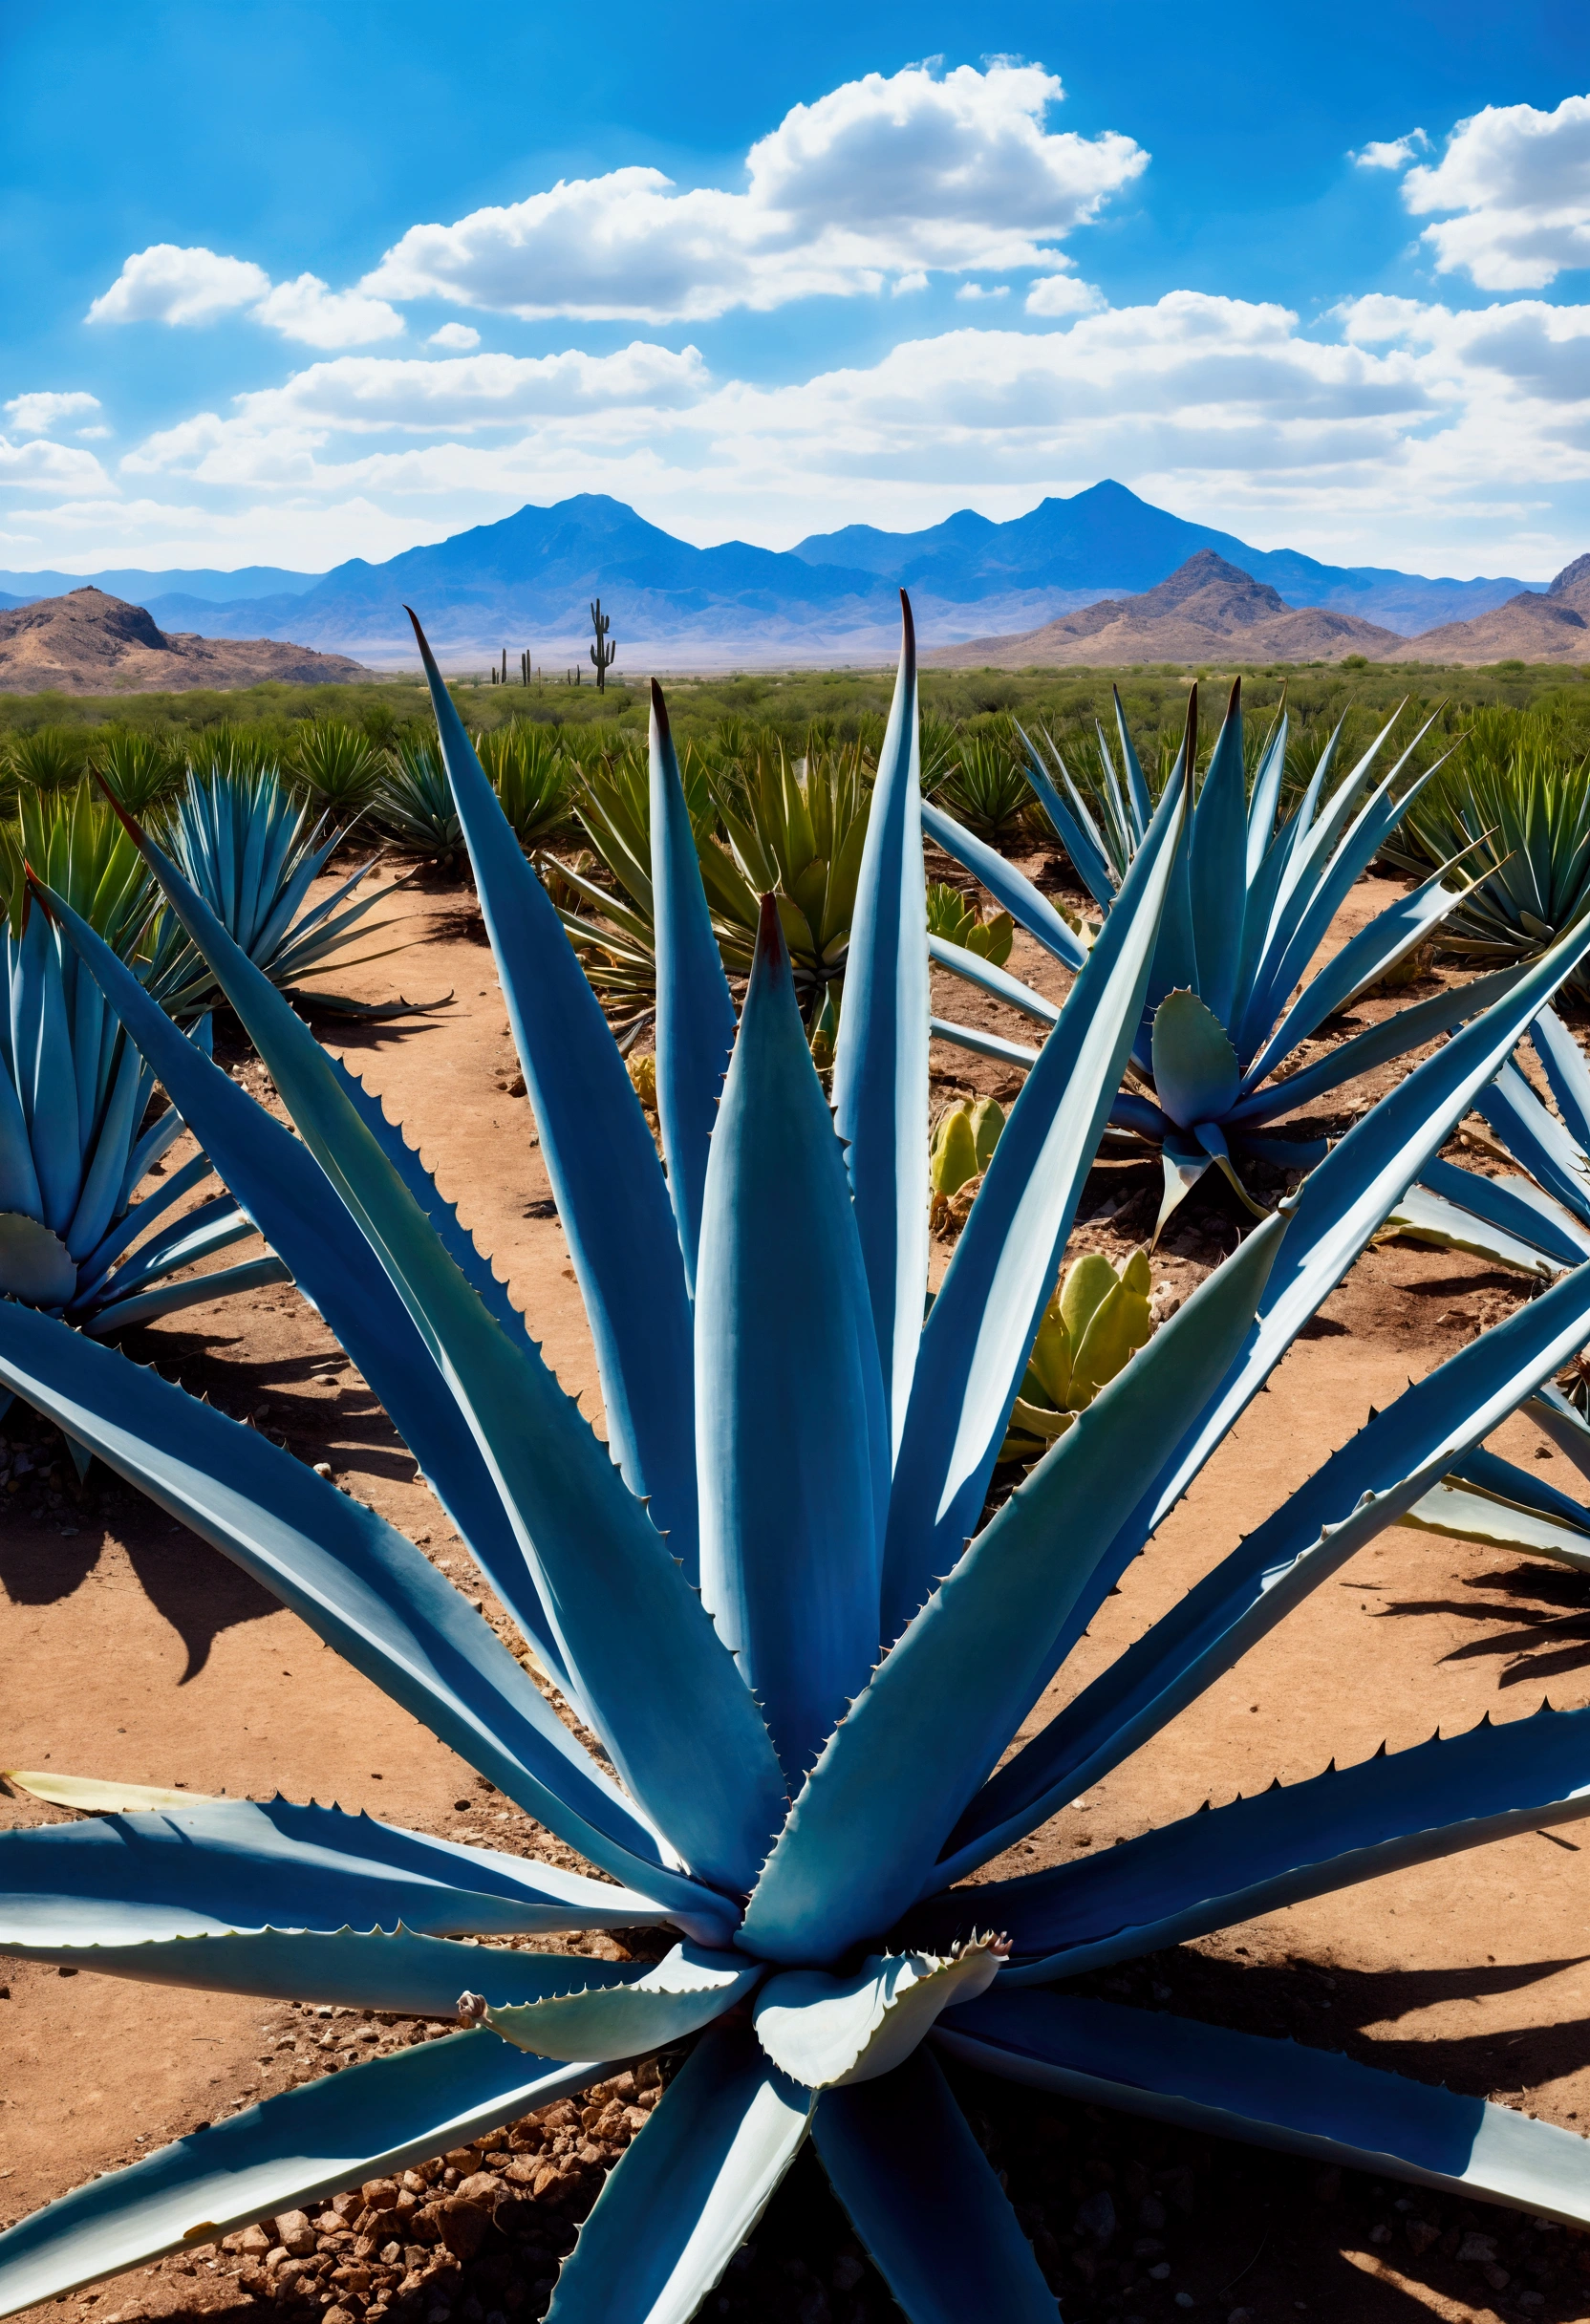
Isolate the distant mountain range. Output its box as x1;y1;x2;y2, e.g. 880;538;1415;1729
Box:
0;589;368;695
0;482;1550;668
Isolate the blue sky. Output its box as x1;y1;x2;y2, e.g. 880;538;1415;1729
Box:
2;0;1588;578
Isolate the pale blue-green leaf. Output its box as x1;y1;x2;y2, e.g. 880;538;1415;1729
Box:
1187;684;1246;1025
831;595;929;1454
1227;965;1524;1130
91;826;785;1898
935;1708;1590;1981
920;801;1087;971
1531;1004;1590;1150
696;898;885;1780
408;611;698;1564
927;1017;1041;1069
1245;707;1288;885
85;1253;291;1334
744;1223;1280;1963
938;1990;1590;2225
0;2033;605;2319
649;681;736;1298
0;1797;668;1950
1154;1128;1216;1242
1014;723;1116;907
0;1925;651;2014
1382;1181;1570;1277
487;1942;762;2060
1475;1061;1590;1223
940;1252;1590;1873
0;1304;727;1929
753;1942;1003;2088
811;2049;1058;2324
545;2024;813;2324
1240;859;1476;1096
927;936;1060;1025
1150;989;1239;1130
45;883;575;1692
1400;1478;1590;1569
881;751;1190;1642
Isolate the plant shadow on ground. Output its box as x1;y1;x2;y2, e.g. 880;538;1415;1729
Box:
1379;1558;1590;1695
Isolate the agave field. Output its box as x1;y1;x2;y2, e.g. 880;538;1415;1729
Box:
8;598;1590;2323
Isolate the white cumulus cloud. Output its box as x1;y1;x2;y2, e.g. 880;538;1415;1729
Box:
1026;272;1104;315
89;245;271;326
363;62;1147;321
4;391;103;436
89;245;402;345
250;274;404;349
1403;96;1590;288
428;322;481;349
1351;131;1428;170
0;437;112;495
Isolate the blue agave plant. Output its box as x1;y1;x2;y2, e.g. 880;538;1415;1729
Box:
926;686;1503;1237
148;762;410;1021
0;783;286;1338
8;605;1590;2324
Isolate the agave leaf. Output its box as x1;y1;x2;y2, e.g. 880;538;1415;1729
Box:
920;801;1087;971
741;1222;1280;1963
1424;1151;1590;1257
85;1253;292;1336
1475;1061;1590;1221
926;936;1060;1027
487;1942;763;2061
1528;1381;1590;1483
696;899;887;1780
944;1708;1590;1981
1187;683;1247;1026
943;1249;1590;1872
1014;725;1116;908
1245;705;1289;885
753;1942;1003;2089
1;1925;655;2013
811;2047;1057;2324
4;1772;218;1813
1381;1179;1572;1277
0;2033;606;2319
941;1989;1590;2224
882;752;1190;1638
407;614;698;1562
0;1303;729;1928
1241;857;1476;1094
0;1797;668;1951
1227;963;1524;1130
1150;990;1239;1131
43;881;576;1692
1530;1003;1590;1148
830;597;929;1454
1399;1476;1590;1570
544;2024;813;2324
649;683;736;1297
927;1016;1041;1069
80;825;787;1900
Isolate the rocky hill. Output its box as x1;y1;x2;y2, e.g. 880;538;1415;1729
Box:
0;589;371;694
1390;555;1590;664
921;550;1405;669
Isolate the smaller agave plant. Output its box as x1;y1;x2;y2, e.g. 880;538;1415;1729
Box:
147;761;412;1020
372;738;465;863
11;602;1590;2324
927;682;1502;1237
0;783;286;1336
995;1248;1153;1467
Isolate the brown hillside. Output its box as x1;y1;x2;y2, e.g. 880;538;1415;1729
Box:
1385;553;1590;665
0;586;372;693
922;549;1405;668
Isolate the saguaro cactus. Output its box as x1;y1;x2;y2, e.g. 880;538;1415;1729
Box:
590;596;616;693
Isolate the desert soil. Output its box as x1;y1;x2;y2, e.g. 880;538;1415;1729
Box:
6;850;1590;2324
